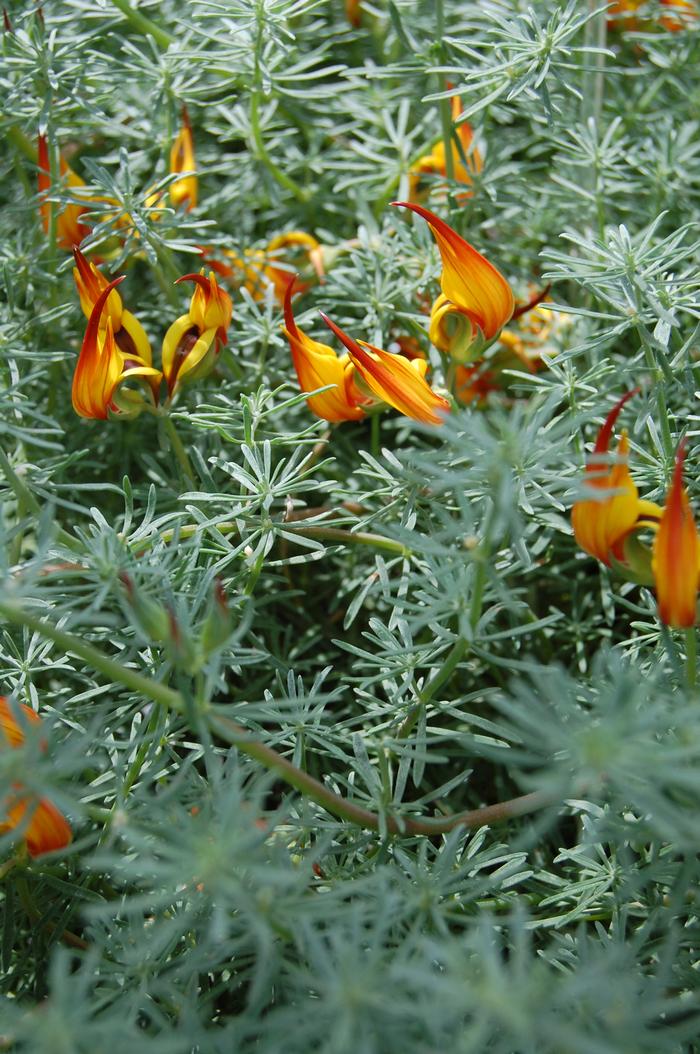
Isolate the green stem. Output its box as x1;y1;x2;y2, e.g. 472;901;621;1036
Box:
109;0;172;49
6;126;38;163
162;416;197;486
0;600;554;837
435;0;455;188
370;413;381;459
0;600;184;714
250;92;309;203
685;627;697;691
397;638;468;740
639;329;674;461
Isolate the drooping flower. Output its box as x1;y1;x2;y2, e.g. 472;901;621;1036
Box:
169;108;197;211
320;313;450;426
393;202;514;348
37;134;91;250
72;277;162;419
652;440;699;628
282;284;366;423
0;697;72;858
571;390;656;565
161;270;232;396
409;96;482;205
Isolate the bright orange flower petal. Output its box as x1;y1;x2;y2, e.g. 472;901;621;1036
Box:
653;440;699;628
320;313;450;427
571;390;641;565
0;697;72;858
72;248;123;329
393;202;513;341
37;134;90;250
72;279;126;419
282;286;365;423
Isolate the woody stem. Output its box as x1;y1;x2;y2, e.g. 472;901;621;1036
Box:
0;600;555;837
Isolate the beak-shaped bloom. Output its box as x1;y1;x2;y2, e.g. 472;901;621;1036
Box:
72;278;161;419
0;697;72;858
169;108;197;211
393;201;514;344
282;285;366;423
37;134;90;250
72;248;153;365
320;313;450;426
162;271;232;396
571;391;644;565
652;441;699;628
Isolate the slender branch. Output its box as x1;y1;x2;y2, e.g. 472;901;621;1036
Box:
0;600;556;837
6;126;38;163
162;416;197;487
250;92;309;203
109;0;172;49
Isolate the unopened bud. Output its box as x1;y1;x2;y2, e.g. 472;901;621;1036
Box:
119;572;170;641
200;578;235;655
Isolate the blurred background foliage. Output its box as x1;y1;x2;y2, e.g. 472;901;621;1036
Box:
2;0;700;1050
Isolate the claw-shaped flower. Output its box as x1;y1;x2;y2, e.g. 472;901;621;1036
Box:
653;440;699;628
72;248;153;366
37;134;90;250
72;277;161;419
169;108;197;211
162;271;232;396
320;313;450;426
393;202;514;350
0;697;72;858
282;285;366;422
571;391;657;565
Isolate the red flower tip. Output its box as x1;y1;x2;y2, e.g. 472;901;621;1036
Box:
594;388;640;455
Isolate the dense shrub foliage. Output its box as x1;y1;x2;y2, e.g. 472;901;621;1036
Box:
1;1;700;1050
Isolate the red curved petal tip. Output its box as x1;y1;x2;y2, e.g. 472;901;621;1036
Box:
594;388;640;454
283;277;302;336
175;272;210;291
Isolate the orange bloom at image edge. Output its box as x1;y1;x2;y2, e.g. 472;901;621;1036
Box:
0;698;72;858
653;440;700;629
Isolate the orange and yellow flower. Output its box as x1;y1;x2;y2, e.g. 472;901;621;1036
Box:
409;96;482;205
282;285;366;422
0;697;72;858
571;391;655;565
72;248;153;366
169;108;197;211
205;231;325;305
653;440;700;628
37;134;90;250
394;202;514;349
161;270;232;396
320;313;450;426
572;393;700;629
72;276;161;419
608;0;696;30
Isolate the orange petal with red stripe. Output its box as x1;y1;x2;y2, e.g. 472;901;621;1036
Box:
392;201;513;341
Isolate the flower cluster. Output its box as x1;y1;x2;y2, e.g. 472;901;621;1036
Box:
0;698;71;858
72;250;232;419
572;392;699;628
